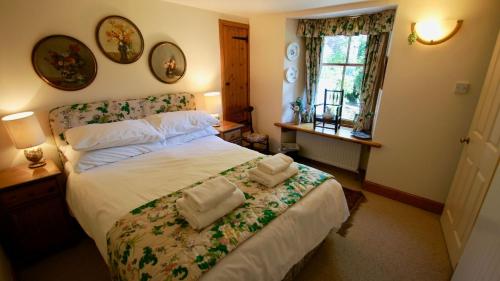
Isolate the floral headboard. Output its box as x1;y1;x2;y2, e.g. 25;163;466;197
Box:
49;92;196;147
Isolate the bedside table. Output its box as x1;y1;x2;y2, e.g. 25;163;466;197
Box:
0;160;77;264
215;120;244;145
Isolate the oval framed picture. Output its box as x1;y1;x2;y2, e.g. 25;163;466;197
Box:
96;15;144;64
149;42;187;84
32;35;97;91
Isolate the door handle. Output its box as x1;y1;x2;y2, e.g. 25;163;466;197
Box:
460;137;470;144
225;82;230;86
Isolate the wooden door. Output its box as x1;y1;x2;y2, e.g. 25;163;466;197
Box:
441;33;500;268
219;20;249;123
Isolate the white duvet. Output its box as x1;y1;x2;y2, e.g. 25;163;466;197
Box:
66;136;349;281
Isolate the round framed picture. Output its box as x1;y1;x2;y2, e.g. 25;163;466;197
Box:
96;15;144;64
149;42;187;84
32;35;97;91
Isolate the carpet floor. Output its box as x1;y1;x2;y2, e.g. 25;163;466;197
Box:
17;163;452;281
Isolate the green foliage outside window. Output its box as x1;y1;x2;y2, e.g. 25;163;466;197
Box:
317;35;368;120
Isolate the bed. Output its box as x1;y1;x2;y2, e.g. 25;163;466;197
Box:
49;93;349;281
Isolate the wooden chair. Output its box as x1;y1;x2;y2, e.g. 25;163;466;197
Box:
313;89;344;133
241;106;270;154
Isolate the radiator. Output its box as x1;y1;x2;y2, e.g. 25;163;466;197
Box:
296;131;361;172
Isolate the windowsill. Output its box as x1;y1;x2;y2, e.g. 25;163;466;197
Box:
274;122;382;148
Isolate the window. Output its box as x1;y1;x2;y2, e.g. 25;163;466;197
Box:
316;35;368;122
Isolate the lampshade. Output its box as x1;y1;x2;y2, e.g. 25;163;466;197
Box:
2;111;46;149
410;19;463;45
204;91;222;116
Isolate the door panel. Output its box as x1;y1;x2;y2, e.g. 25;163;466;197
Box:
219;20;249;123
441;33;500;268
451;162;500;281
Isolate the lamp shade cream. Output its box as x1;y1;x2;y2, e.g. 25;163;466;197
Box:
411;19;463;45
204;91;222;117
2;111;46;149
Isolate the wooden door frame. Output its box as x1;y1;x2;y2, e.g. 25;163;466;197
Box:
218;19;250;122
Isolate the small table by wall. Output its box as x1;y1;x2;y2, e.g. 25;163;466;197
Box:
0;160;78;264
215;120;244;145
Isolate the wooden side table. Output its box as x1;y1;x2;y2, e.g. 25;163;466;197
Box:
0;160;77;264
215;120;244;145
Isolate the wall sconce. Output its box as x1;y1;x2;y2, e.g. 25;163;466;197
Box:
408;19;463;45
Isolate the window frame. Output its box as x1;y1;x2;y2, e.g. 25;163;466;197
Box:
317;35;368;126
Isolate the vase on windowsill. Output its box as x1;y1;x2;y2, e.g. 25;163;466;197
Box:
293;111;301;125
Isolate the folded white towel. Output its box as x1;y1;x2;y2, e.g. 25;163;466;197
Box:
248;165;299;188
257;153;294;175
182;176;236;212
177;189;245;230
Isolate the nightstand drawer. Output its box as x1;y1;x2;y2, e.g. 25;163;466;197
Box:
224;129;242;142
0;179;59;208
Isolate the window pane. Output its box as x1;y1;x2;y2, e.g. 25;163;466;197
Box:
316;65;343;115
342;66;364;96
348;35;368;64
341;66;364;120
322;36;349;64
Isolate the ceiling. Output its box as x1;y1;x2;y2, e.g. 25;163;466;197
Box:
163;0;366;16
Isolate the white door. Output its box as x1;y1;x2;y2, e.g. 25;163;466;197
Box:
451;163;500;281
441;32;500;268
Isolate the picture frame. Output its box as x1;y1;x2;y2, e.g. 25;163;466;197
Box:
96;15;144;64
32;35;97;91
149;41;187;84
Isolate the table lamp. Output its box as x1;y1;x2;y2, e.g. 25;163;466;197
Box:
204;91;222;126
2;111;46;168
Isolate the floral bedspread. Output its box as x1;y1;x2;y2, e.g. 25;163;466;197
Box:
106;157;333;281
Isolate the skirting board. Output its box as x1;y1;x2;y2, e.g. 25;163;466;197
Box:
363;181;444;214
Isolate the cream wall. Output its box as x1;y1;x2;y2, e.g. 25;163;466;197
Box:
249;0;500;203
249;15;286;152
0;0;246;170
282;19;306;123
249;18;306;151
365;0;500;202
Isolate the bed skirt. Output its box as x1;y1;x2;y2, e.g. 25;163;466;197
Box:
281;239;324;281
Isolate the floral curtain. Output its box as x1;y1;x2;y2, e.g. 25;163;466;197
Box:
303;37;323;122
353;34;389;132
297;9;396;130
297;9;396;37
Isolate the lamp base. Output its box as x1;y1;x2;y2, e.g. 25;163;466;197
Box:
24;147;46;169
28;161;47;169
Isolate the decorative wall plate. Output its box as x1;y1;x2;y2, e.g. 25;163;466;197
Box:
96;15;144;64
149;41;187;84
286;42;299;61
285;66;298;83
32;35;97;91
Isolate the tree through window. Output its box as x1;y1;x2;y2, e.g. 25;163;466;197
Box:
316;35;368;122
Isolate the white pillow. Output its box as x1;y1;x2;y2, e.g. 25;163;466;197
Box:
61;142;165;173
62;127;218;173
163;126;219;145
65;119;163;151
145;111;218;138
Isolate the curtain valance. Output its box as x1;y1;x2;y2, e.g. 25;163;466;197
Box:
297;9;396;37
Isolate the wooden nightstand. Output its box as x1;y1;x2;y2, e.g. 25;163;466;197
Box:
0;160;77;264
215;120;244;145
